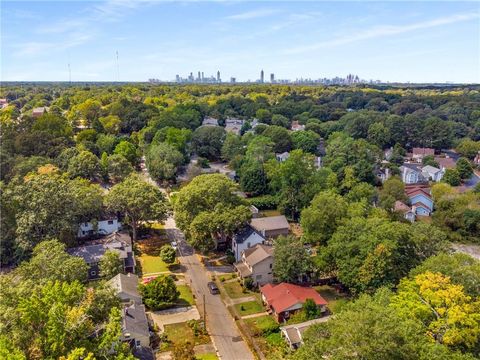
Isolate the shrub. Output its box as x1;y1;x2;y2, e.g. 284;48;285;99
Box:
244;277;254;290
140;275;179;310
160;244;176;264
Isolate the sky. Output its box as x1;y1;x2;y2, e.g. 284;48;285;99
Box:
1;1;479;83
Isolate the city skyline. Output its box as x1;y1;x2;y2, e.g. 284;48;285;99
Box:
2;1;479;83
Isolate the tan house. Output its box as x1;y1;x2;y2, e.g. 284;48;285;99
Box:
32;106;48;117
250;215;289;238
234;244;274;286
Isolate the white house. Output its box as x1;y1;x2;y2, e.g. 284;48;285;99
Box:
421;165;444;182
231;225;265;262
276;152;290;162
78;217;121;238
400;163;426;184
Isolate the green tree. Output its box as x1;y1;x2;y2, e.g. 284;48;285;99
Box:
99;115;121;135
442;168;461;186
139;275;179;310
367;122;391;148
105;174;169;241
221;133;244;162
271;114;290;128
107;154;134;183
239;160;268;195
262;125;292;153
456;157;473;180
292;130;320;154
68;150;99;180
301;191;347;245
17;240;88;283
191;126;226;160
391;272;480;349
114;140;138;166
456;139;480;159
422;155;440;168
379;176;407;210
99;250;124;279
255;108;272;124
273;235;311;283
146;142;184;182
303;298;320;320
160;244;176;264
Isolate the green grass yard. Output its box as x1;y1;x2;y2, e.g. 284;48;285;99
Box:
177;284;195;306
196;354;218;360
244;315;279;336
138;254;170;275
161;321;210;351
234;300;264;316
314;285;349;313
222;280;255;299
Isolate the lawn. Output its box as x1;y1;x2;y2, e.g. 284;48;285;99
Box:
260;210;281;217
138;254;170;275
244;315;279;336
196;354;218;360
234;300;264;316
222;281;255;299
314;285;349;313
177;284;195;306
161;321;210;351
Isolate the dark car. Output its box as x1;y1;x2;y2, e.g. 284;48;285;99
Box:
207;281;219;295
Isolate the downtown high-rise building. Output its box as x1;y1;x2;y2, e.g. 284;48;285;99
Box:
270;73;275;83
260;69;264;83
217;70;221;82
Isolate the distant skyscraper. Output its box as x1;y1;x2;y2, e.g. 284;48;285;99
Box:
175;74;180;83
201;72;204;81
217;70;221;83
197;71;201;81
270;73;274;83
260;69;264;83
230;77;236;84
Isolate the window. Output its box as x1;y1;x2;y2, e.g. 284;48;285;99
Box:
256;275;262;280
108;220;114;225
247;242;251;248
269;264;272;269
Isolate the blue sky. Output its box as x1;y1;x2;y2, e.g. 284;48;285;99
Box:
2;1;479;83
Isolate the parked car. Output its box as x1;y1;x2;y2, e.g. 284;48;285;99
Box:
171;241;178;250
207;281;219;295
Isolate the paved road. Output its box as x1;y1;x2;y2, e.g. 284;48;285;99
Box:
140;162;254;360
164;219;255;360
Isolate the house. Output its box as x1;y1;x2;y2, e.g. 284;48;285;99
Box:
474;152;480;166
376;163;391;183
121;303;150;348
234;244;274;286
314;156;322;169
435;156;456;170
394;201;416;222
291;121;305;131
276;152;290;162
250;205;261;218
0;99;8;109
250;215;289;238
405;186;433;216
78;216;121;238
280;317;331;349
109;273;142;304
232;225;265;262
400;163;427;184
32;106;48;117
412;147;435;162
260;283;328;323
202;117;219;127
68;232;135;279
225;118;244;135
421;165;444;182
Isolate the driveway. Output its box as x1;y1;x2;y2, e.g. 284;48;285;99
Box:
150;306;200;331
165;222;255;360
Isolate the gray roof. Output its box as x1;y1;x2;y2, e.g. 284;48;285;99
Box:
233;225;263;245
280;317;331;346
68;232;131;264
243;244;274;266
250;215;289;232
123;303;149;338
109;273;141;299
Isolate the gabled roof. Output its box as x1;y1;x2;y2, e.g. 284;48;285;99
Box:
260;283;327;314
109;273;140;299
243;244;273;266
412;202;431;211
250;216;289;233
68;232;132;263
280;317;331;346
422;165;441;174
394;201;410;213
406;188;432;200
123;303;149;338
435;157;456;169
233;225;263;245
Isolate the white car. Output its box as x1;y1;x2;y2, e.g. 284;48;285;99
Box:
171;241;178;250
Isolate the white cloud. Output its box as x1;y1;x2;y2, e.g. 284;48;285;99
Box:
226;9;279;20
285;12;480;54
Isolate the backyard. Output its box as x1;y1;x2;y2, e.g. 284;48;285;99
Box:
233;299;264;316
222;280;255;299
177;284;195;306
314;285;349;313
160;321;210;352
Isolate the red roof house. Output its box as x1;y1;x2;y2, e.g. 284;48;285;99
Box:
260;283;328;322
412;147;435;161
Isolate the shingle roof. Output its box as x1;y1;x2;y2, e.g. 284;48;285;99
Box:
243;244;273;267
233;225;263;245
280;317;331;346
261;283;327;314
435;157;456;169
412;148;435;156
109;273;140;299
123;303;149;337
250;216;289;233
